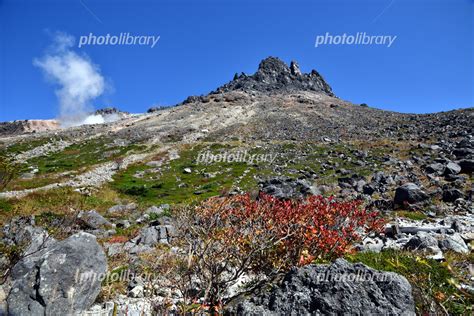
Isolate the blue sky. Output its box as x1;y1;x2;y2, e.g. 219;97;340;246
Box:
0;0;472;121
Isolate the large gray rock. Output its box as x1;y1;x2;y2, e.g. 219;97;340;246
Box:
138;225;174;247
442;188;465;203
107;203;137;214
229;259;415;315
458;159;474;174
259;176;318;200
425;163;445;175
7;232;107;315
394;183;429;206
438;233;469;254
404;232;442;256
444;162;461;176
77;210;113;229
139;226;160;246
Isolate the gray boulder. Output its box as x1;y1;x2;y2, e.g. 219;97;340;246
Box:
459;159;474;174
444;162;461;176
425;163;445;175
145;205;166;216
404;232;441;255
259;176;318;200
107;203;137;214
139;226;160;246
229;259;415;315
442;188;465;203
138;225;174;246
453;148;474;158
77;210;113;229
438;234;469;254
394;183;429;207
7;232;107;315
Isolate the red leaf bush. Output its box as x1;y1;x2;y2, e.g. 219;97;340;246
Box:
172;193;384;309
195;193;382;265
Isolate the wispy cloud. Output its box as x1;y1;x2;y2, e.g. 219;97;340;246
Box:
33;31;106;127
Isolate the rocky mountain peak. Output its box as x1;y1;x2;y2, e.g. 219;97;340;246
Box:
256;56;291;76
213;56;335;96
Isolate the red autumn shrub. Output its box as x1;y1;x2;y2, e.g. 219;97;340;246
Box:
173;193;384;309
196;193;383;266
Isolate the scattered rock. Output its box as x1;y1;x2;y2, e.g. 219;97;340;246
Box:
426;163;445;175
77;210;113;229
458;159;474;174
107;203;137;214
438;233;469;254
146;205;167;216
444;162;461;176
442;188;465;203
259;176;318;199
404;232;441;256
394;183;429;207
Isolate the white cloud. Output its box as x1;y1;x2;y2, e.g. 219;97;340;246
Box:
34;32;106;127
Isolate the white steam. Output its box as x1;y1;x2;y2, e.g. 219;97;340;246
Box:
82;113;121;125
34;32;106;127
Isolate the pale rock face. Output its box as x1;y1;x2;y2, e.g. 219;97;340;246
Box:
7;232;107;315
228;259;416;315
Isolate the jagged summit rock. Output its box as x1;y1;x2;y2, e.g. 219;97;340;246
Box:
94;107;129;116
290;60;302;76
212;56;334;96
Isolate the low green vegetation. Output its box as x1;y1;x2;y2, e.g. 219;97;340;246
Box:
0;186;124;226
1;137;57;156
112;143;257;206
28;138;144;175
112;141;383;206
0;198;13;213
6;175;65;191
348;250;473;315
395;210;428;221
0;155;16;191
2;137;149;192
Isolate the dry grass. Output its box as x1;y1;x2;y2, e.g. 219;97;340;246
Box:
0;186;125;226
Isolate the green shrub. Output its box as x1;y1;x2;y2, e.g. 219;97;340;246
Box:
0;156;16;191
347;250;473;315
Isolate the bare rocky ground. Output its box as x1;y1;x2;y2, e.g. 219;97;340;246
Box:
0;57;472;315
